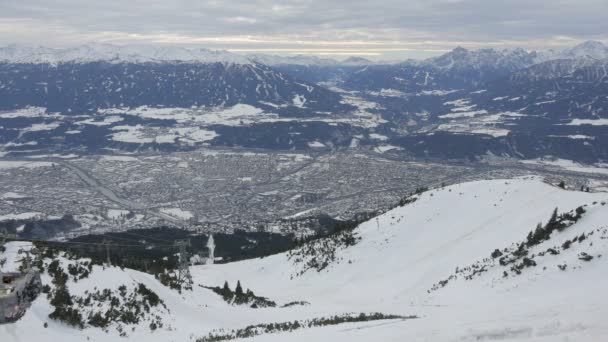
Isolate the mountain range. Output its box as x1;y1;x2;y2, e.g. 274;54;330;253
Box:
2;41;607;66
0;41;607;162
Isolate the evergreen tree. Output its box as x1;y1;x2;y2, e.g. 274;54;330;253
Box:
223;281;230;293
527;222;545;246
235;280;243;296
575;206;585;218
548;207;558;225
558;181;566;189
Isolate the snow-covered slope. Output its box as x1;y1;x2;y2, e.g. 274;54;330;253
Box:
199;176;608;341
2;176;608;341
0;241;276;342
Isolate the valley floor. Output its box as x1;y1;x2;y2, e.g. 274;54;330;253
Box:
2;149;608;239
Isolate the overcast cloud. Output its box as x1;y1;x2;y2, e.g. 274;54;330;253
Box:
1;0;607;59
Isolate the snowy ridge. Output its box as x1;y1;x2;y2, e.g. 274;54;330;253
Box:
250;54;340;67
2;41;607;69
249;54;375;67
537;40;608;62
561;40;608;60
1;40;607;67
426;46;538;71
401;41;608;69
0;43;253;65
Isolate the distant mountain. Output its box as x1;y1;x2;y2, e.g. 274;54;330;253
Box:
333;42;608;162
397;55;608;162
248;54;375;84
339;56;374;66
467;57;608;125
2;41;608;161
0;47;349;114
537;40;608;62
562;40;608;59
0;44;382;156
250;54;374;67
249;54;339;67
343;47;539;92
427;47;537;71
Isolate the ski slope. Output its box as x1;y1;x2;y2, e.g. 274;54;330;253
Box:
2;176;608;341
198;176;608;341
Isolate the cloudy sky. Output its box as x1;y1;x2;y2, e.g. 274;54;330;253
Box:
1;0;607;60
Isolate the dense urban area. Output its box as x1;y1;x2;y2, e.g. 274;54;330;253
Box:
2;149;607;239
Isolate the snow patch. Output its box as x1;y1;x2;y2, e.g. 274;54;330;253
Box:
0;211;43;221
566;119;608;126
0;161;54;170
160;208;194;220
307;141;326;148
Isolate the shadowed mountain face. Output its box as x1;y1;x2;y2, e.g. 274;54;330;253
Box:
342;47;540;92
0;61;349;115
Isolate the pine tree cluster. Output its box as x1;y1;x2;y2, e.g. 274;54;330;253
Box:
43;255;168;333
526;206;585;247
207;281;277;308
428;206;604;293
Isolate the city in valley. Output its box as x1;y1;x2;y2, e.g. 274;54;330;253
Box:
2;148;607;239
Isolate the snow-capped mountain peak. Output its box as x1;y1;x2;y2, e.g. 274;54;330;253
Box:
562;40;608;60
427;46;537;71
535;40;608;62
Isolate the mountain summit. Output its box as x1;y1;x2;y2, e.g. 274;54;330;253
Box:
562;40;608;60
